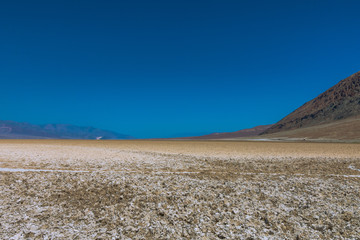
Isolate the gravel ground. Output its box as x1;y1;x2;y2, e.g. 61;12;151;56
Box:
0;140;359;239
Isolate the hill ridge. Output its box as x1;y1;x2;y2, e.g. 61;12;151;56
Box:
263;70;360;134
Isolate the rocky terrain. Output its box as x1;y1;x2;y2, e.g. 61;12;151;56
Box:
1;140;359;239
0;120;133;139
264;71;360;135
260;115;360;141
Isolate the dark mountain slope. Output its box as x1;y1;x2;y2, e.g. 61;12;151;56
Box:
263;71;360;134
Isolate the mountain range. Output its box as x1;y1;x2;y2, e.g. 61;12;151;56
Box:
0;120;133;140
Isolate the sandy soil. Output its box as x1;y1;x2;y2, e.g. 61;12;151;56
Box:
1;140;359;239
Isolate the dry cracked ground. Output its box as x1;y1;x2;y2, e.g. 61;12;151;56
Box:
0;140;359;239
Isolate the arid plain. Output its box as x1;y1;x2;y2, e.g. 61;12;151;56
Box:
1;140;359;239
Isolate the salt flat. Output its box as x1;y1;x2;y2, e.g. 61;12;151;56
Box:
0;140;359;239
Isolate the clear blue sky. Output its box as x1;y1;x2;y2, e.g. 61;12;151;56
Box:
1;0;360;138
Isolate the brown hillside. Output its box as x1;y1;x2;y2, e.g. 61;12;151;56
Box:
181;124;273;140
262;115;360;141
264;71;360;134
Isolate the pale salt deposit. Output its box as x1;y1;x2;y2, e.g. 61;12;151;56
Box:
0;168;89;173
0;140;359;239
348;165;360;172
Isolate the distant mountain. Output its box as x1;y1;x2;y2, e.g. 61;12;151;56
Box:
0;120;133;139
179;124;273;140
263;70;360;135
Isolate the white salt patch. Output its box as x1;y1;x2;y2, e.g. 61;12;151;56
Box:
329;174;360;178
0;168;89;173
348;165;360;172
1;167;359;178
242;139;273;141
10;232;23;240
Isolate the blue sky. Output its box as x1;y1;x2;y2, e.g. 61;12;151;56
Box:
1;0;360;138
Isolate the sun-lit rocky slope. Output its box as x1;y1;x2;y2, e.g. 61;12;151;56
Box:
0;120;133;139
1;140;359;239
263;70;360;137
261;115;360;141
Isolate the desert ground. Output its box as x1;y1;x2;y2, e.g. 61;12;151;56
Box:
0;140;359;239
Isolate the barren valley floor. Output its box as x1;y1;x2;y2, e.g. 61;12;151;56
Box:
0;140;359;239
